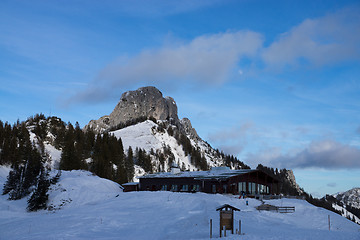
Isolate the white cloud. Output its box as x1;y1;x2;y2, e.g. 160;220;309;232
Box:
245;139;360;169
262;7;360;70
66;6;360;105
68;31;263;104
207;121;256;156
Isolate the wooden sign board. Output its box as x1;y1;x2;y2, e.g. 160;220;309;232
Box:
216;204;240;237
221;211;232;219
220;210;233;230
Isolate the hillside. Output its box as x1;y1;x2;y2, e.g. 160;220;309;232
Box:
84;86;249;173
329;188;360;224
0;167;359;240
111;120;226;173
334;188;360;209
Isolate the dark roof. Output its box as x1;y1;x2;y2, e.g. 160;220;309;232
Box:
122;182;140;186
216;204;240;211
139;167;256;181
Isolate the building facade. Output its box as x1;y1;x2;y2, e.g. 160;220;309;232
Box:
138;167;279;195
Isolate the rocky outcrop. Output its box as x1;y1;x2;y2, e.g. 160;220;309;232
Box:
85;86;179;133
284;170;304;194
180;118;201;142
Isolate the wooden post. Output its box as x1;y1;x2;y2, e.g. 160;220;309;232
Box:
210;219;212;238
239;220;241;235
223;225;226;237
328;215;330;231
220;218;222;238
231;212;234;234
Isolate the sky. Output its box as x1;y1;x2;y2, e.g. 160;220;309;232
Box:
1;0;359;197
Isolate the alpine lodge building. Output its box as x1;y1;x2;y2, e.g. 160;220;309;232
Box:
135;167;279;195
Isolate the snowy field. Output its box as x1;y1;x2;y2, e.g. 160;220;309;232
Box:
0;169;359;240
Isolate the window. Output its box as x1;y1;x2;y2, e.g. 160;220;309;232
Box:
161;185;167;191
248;182;256;194
192;185;200;192
181;185;189;191
171;185;178;191
212;185;216;193
238;182;246;193
259;184;264;194
251;183;256;194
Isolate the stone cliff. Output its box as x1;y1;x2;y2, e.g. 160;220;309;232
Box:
85;87;182;133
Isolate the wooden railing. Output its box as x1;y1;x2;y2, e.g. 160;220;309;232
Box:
277;206;295;213
256;204;295;213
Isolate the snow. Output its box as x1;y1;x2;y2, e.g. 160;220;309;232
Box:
44;142;62;169
46;170;123;210
0;165;11;180
110;120;226;175
333;203;360;225
334;188;360;209
0;167;359;240
111;120;196;171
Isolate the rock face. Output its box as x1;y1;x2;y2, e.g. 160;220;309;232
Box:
180;118;201;142
334;188;360;209
284;170;304;194
85;86;180;133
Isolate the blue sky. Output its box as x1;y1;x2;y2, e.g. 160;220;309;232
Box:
1;0;359;197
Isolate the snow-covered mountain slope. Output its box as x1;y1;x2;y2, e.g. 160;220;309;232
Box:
334;188;360;209
111;120;224;174
0;168;359;240
333;203;360;225
47;170;123;210
83;86;248;174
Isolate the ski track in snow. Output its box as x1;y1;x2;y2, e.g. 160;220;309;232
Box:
0;168;359;240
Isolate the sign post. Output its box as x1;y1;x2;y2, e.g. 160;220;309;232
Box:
216;204;240;238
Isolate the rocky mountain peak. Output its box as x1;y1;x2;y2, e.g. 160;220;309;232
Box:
334;187;360;209
180;118;201;142
284;169;303;194
85;86;179;133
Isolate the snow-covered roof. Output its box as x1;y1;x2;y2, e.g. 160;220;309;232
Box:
139;167;256;180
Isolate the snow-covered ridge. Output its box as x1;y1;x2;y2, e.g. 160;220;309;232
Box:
111;120;225;176
333;188;360;209
333;203;360;225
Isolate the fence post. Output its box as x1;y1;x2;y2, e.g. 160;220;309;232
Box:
239;220;241;235
210;219;212;238
220;222;222;238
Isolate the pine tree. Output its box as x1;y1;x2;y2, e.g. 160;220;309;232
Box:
2;164;21;195
125;147;135;182
8;148;42;200
27;168;50;212
60;123;83;170
143;152;153;173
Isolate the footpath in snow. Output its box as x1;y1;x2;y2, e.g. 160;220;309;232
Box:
0;169;359;240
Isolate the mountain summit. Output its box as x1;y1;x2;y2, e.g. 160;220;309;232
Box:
83;86;248;174
86;86;180;133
